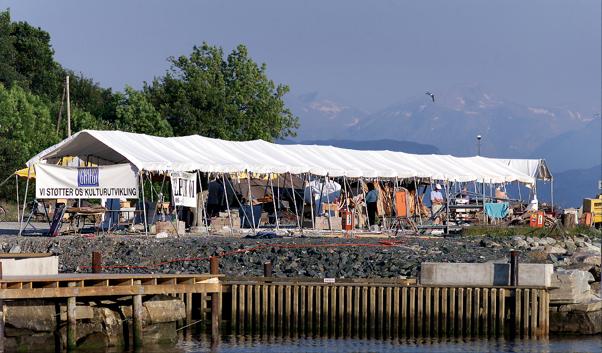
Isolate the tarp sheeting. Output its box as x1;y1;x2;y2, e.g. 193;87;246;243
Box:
494;158;553;181
27;130;543;184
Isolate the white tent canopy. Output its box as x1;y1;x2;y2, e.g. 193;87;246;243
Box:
493;158;552;181
27;130;544;184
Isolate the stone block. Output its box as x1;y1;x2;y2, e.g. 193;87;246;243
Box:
420;262;553;287
549;269;595;304
0;256;58;276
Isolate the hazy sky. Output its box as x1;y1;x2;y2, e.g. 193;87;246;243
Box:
3;0;601;113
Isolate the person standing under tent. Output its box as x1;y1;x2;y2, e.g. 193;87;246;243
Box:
365;182;379;229
430;183;445;224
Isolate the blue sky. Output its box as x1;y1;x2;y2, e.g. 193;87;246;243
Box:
3;0;601;113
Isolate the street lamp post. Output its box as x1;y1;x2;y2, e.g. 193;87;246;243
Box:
477;135;482;156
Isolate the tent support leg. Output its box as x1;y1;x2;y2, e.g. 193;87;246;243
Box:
140;173;148;236
551;179;554;212
246;173;256;235
222;173;234;236
413;177;423;226
18;167;31;236
324;175;333;233
15;174;20;226
269;174;280;230
308;173;315;230
289;173;301;231
362;179;370;230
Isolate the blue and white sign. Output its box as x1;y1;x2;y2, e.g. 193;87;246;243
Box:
36;163;139;199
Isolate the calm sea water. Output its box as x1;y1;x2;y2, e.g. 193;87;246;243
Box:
129;334;602;353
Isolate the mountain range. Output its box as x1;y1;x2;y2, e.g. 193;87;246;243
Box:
284;85;600;207
286;85;599;172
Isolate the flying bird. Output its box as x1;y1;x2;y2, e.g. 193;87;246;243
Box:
425;91;435;103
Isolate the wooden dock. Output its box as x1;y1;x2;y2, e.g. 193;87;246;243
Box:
0;272;550;349
0;273;222;349
223;278;549;338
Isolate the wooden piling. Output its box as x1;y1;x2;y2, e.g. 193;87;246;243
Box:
416;287;423;337
409;287;415;336
210;258;220;339
307;286;314;335
262;285;268;332
433;287;440;336
345;286;352;337
401;287;408;335
441;287;447;335
315;286;322;335
231;285;238;331
361;286;368;337
369;286;376;336
132;280;143;348
392;287;400;337
67;282;77;350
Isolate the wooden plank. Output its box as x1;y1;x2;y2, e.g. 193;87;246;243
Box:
239;285;246;332
285;285;292;333
315;286;322;335
537;289;545;337
530;289;538;338
346;286;352;337
441;287;447;336
353;286;360;336
490;288;497;336
278;285;284;333
246;284;253;332
433;287;439;337
498;288;505;337
362;286;368;337
482;288;489;336
393;287;400;338
544;290;549;336
514;289;523;337
269;285;276;331
369;286;376;336
409;287;415;337
385;287;392;338
338;286;344;337
300;285;306;335
457;288;463;336
262;284;268;332
254;284;260;331
401;287;408;335
522;288;529;337
231;284;238;331
307;285;314;335
449;287;456;337
466;288;472;336
323;286;330;335
417;287;423;337
292;285;299;332
377;286;384;335
474;288;480;336
331;285;337;335
425;287;431;337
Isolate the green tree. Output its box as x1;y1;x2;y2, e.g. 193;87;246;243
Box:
0;84;60;195
0;10;21;87
146;43;298;141
114;85;172;136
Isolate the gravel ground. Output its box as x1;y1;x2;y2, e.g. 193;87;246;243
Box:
2;221;599;279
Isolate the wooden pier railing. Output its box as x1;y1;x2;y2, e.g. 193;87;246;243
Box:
223;279;549;338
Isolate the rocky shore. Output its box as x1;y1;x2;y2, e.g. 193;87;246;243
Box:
1;231;599;282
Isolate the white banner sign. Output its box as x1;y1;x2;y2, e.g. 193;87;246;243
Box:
36;164;139;199
171;171;197;207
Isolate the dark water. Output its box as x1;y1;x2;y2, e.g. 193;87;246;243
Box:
131;335;602;353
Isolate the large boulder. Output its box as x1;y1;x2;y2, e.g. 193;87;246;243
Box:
549;269;595;304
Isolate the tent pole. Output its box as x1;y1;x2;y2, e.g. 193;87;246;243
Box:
18;166;31;236
246;172;256;234
269;173;280;230
15;174;20;225
445;181;451;234
517;180;522;203
308;173;315;230
221;173;234;236
289;173;301;231
482;179;486;224
361;178;370;230
317;175;326;217
551;178;554;212
196;171;204;228
140;173;148;236
343;175;349;234
324;175;333;233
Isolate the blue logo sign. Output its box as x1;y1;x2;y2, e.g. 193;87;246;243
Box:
78;167;99;187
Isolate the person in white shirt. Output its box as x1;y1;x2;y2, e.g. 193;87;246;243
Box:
430;184;445;224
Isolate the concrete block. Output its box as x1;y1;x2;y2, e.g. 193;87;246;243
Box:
0;256;58;276
420;262;553;287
